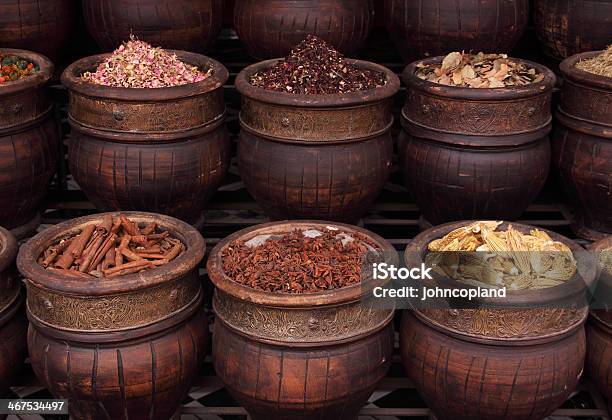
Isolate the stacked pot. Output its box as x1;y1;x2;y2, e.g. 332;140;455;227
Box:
402;221;595;419
83;0;223;53
17;212;208;419
62;52;230;227
587;237;612;403
0;0;76;62
534;0;612;61
398;57;556;226
0;49;60;238
386;0;529;61
234;0;374;59
236;60;399;222
0;227;27;396
552;51;612;240
208;221;397;420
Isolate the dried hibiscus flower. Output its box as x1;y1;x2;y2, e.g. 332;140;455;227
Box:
249;34;386;94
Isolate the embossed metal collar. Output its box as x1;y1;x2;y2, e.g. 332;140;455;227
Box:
27;275;202;333
214;290;394;347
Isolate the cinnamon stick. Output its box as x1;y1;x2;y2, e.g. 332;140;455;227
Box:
120;214;140;236
102;248;115;271
79;233;106;272
141;222;157;235
103;259;151;276
88;233;118;273
41;237;74;268
97;215;113;235
120;247;144;262
55;224;95;269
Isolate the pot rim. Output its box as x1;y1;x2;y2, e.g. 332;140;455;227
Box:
0;49;54;96
0;226;18;274
61;50;229;101
235;58;400;107
402;56;556;100
207;220;399;308
588;235;612;252
17;211;206;296
560;51;612;91
404;220;596;307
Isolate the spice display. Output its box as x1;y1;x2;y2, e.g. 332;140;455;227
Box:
416;51;544;88
82;36;212;88
222;227;380;293
426;221;576;290
0;53;39;84
249;34;386;94
576;45;612;78
38;214;185;278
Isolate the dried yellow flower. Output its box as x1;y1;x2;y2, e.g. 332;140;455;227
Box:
426;222;576;290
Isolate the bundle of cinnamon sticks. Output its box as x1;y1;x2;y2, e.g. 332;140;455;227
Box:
38;214;185;279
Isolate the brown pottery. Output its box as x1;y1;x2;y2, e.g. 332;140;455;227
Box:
385;0;529;62
83;0;223;53
208;220;397;420
234;0;374;59
0;0;76;62
401;221;595;420
236;60;399;222
534;0;612;61
587;237;612;402
17;212;208;420
0;227;27;395
399;57;556;226
62;53;230;226
0;49;59;237
552;51;612;240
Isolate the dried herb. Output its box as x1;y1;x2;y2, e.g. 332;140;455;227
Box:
82;35;212;88
39;214;185;278
0;53;39;84
416;51;544;88
576;45;612;78
221;227;380;293
249;35;386;94
426;221;576;290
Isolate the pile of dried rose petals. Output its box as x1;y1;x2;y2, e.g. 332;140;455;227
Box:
416;51;544;88
576;45;612;78
82;36;212;88
249;34;386;94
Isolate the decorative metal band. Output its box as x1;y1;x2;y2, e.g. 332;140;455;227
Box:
68;89;225;134
560;80;612;127
213;290;394;345
402;89;552;136
239;97;393;143
26;274;201;332
0;88;52;131
417;307;587;340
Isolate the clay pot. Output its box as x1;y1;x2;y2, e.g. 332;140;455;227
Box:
83;0;223;53
399;57;556;226
0;227;27;395
208;220;397;420
17;212;208;419
385;0;529;62
62;53;230;226
534;0;612;61
234;0;374;59
236;59;399;222
586;237;612;402
400;221;595;420
0;49;60;237
0;0;76;62
552;51;612;240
